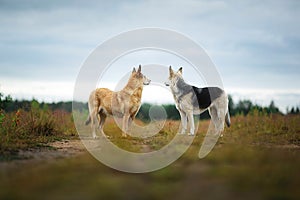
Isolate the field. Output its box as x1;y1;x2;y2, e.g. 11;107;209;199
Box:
0;109;300;199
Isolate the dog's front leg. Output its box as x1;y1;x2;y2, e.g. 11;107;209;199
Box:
179;111;187;134
122;114;130;138
187;112;195;136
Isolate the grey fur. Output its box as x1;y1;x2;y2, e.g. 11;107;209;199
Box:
166;67;230;136
174;78;193;102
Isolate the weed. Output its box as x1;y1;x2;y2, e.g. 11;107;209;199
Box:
0;106;77;159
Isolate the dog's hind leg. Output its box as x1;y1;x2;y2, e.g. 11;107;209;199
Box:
98;111;107;136
127;115;134;131
209;105;225;136
208;106;217;134
87;91;99;139
90;107;99;139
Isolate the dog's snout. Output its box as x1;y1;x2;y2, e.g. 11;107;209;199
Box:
143;79;151;85
164;82;170;86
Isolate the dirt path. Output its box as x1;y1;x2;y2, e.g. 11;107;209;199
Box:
0;139;87;169
2;137;299;170
23;139;87;159
47;139;86;157
0;136;155;168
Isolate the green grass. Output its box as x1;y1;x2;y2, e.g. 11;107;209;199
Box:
103;119;178;152
0;113;300;199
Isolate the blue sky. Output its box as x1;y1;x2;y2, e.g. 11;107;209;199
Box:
0;0;300;112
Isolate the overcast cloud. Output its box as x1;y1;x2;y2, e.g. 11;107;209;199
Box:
0;0;299;112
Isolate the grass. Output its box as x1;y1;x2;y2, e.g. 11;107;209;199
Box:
0;111;300;199
0;108;77;160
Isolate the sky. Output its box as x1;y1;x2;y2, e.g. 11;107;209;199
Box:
0;0;300;112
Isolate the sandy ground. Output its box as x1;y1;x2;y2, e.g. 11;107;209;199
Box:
0;139;87;169
1;137;299;170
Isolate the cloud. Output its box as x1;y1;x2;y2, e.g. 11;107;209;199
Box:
0;77;74;102
228;87;300;113
0;0;299;111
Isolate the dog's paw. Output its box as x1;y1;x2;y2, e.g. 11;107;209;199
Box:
121;134;127;138
93;135;99;139
187;133;195;136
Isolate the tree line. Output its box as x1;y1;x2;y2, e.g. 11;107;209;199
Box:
136;97;299;121
0;92;299;121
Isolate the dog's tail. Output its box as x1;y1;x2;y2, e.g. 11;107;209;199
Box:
225;111;231;127
85;115;91;125
85;90;94;126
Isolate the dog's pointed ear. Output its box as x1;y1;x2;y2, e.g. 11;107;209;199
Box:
132;67;136;73
178;67;183;74
169;66;174;76
137;65;142;73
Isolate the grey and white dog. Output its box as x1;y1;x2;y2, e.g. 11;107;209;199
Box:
165;66;230;136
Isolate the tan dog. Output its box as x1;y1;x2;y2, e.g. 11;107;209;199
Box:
85;65;151;138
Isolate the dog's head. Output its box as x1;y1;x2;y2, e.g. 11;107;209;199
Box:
131;65;151;86
165;66;183;87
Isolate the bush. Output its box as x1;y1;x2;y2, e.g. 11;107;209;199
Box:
0;101;77;157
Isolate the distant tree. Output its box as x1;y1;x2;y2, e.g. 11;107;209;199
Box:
0;90;287;117
0;92;4;110
290;107;295;114
136;104;181;122
200;110;210;120
268;100;279;114
136;103;151;122
0;92;13;111
236;99;253;115
163;104;180;120
288;106;300;115
228;95;235;115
